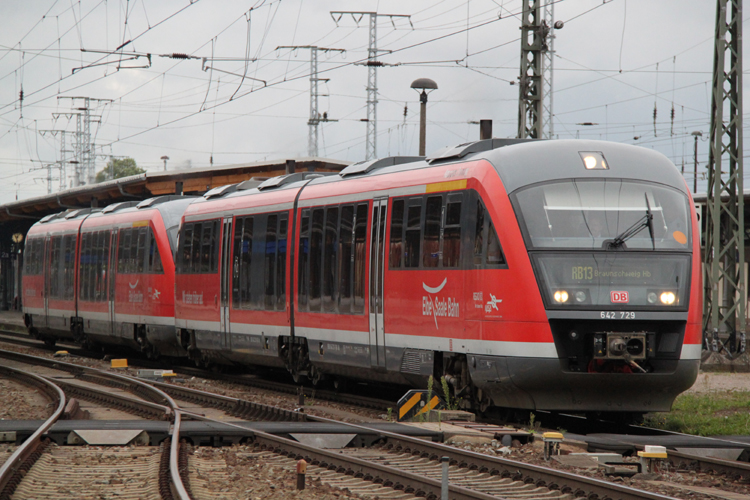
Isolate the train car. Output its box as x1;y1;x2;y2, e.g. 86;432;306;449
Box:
23;196;193;357
176;138;701;417
76;196;194;357
23;209;92;344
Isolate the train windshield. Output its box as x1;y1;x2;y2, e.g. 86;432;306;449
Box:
513;179;691;250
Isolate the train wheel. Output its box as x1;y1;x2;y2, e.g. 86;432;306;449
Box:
333;378;348;393
310;366;324;387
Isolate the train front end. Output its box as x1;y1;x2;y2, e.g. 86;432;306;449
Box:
481;140;701;415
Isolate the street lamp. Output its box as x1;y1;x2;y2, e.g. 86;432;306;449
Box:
691;131;702;194
161;155;170;171
410;78;438;156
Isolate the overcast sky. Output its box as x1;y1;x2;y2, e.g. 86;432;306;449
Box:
0;0;732;204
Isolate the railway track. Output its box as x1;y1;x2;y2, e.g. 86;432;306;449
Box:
2;338;749;499
0;328;396;411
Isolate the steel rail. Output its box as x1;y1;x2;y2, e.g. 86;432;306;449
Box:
143;378;679;500
666;449;750;481
0;366;66;497
0;348;191;500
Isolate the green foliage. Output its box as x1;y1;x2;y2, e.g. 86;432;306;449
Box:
95;157;145;182
386;408;393;422
441;376;459;411
529;412;541;432
427;375;434;408
644;390;750;436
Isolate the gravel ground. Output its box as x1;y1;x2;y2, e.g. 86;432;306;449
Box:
188;445;373;500
0;377;52;421
448;435;749;500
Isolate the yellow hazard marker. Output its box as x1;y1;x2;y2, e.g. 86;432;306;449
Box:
111;359;128;368
53;351;69;358
543;432;564;460
397;389;446;421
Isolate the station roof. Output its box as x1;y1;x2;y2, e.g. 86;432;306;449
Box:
0;157;349;224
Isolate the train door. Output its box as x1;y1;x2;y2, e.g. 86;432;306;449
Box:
41;236;50;329
108;229;117;335
369;198;388;368
219;216;232;350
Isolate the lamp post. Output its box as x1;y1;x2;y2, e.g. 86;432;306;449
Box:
691;131;702;194
410;78;438;156
161;155;170;172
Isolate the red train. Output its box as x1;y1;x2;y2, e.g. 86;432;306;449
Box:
23;139;702;417
22;196;194;357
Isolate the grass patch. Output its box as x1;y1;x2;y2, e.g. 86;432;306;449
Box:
644;390;750;436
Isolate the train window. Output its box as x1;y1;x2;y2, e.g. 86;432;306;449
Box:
187;223;200;273
236;217;254;309
323;207;339;313
200;223;214;273
264;215;278;310
79;233;90;301
423;196;441;268
309;208;324;311
486;222;504;265
389;200;404;269
231;219;242;309
338;205;354;312
353;203;368;314
472;197;506;268
118;229;130;273
135;227;147;273
404;202;422;268
178;223;192;274
276;216;288;310
99;231;110;301
443;198;462;268
149;229;163;274
62;235;76;300
297;210;309;308
48;237;60;299
474;200;485;266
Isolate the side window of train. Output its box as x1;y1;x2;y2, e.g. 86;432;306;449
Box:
297;210;309;308
298;202;367;315
404;199;422;268
443;194;462;268
175;220;219;274
338;204;354;312
472;195;507;268
48;236;59;299
390;192;462;269
178;223;193;274
62;234;76;300
389;200;404;269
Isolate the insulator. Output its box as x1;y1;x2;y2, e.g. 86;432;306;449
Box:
170;53;190;59
365;60;384;66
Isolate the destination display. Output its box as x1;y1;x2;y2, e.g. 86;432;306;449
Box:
532;253;691;308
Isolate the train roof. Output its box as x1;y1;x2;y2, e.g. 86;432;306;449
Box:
183;139;688;211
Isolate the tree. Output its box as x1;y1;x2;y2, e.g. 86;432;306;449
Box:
95;157;145;182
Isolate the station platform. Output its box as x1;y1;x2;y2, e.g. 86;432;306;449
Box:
0;310;24;329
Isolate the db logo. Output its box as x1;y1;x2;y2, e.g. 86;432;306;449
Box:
610;291;629;303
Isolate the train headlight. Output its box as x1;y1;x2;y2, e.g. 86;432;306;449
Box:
647;292;658;304
575;291;586;303
553;290;569;303
660;291;676;305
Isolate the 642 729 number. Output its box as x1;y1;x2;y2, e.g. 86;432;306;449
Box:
600;311;636;319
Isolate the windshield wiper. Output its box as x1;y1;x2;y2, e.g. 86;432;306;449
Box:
608;194;655;249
